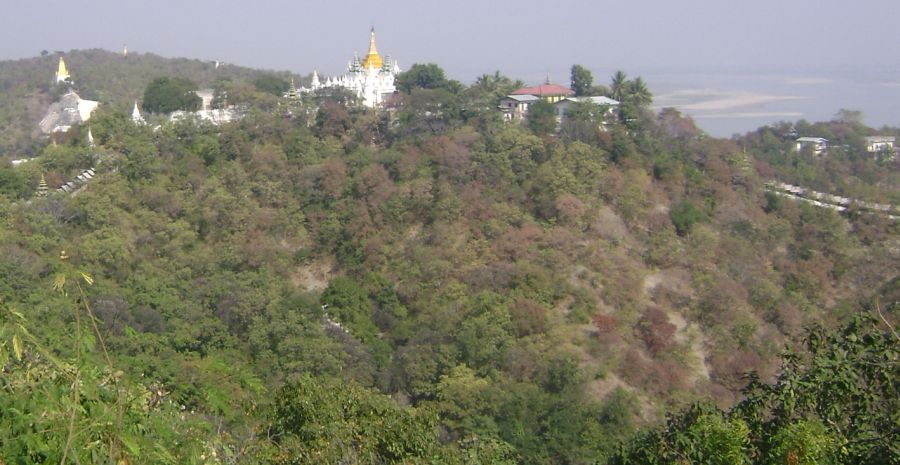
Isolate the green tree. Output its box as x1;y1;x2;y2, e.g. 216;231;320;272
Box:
396;88;461;136
564;100;609;123
473;71;521;95
320;277;378;341
610;405;751;465
269;375;444;465
142;76;202;113
0;276;212;465
610;70;629;101
253;74;291;96
738;315;898;465
766;420;840;465
670;199;706;236
833;108;863;125
526;100;557;135
612;316;899;465
570;64;593;97
395;63;449;93
0;166;28;199
625;76;653;107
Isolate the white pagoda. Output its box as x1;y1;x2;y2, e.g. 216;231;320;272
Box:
310;28;401;107
131;101;146;125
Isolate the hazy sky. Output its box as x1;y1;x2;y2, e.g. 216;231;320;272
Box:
2;0;898;134
2;0;897;79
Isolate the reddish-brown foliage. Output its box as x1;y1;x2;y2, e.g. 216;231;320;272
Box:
495;223;543;260
354;163;396;207
509;298;548;336
592;313;617;334
319;159;347;199
554;193;586;226
636;306;676;356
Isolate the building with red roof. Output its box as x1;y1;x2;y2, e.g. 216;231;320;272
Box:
511;83;575;102
499;80;576;121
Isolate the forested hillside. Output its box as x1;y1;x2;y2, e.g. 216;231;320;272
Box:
0;52;897;464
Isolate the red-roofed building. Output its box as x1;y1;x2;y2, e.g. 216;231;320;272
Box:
511;83;575;103
499;81;576;121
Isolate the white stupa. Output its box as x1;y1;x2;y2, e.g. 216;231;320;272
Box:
132;101;146;125
309;28;401;107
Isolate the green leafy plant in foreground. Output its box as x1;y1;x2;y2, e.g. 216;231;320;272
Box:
611;314;899;465
0;257;211;465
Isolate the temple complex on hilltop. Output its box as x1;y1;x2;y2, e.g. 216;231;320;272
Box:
295;28;401;107
41;57;100;133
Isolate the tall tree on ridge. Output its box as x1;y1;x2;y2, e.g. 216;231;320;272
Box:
610;70;629;101
570;65;593;97
627;76;653;107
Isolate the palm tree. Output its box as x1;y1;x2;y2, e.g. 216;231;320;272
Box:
610;70;628;101
475;72;499;92
627;76;653;107
475;71;521;94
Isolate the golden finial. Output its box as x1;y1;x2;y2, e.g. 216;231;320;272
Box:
361;27;384;69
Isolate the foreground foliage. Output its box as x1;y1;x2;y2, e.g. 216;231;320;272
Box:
611;315;899;465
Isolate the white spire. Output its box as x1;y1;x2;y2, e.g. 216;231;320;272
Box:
311;68;320;88
132;101;146;125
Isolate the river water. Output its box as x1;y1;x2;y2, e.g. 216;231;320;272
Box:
646;64;900;137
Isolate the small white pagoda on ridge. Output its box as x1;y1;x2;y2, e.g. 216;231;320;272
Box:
131;101;146;125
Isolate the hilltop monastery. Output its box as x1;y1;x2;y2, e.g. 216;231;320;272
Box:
40;57;99;134
291;28;401;107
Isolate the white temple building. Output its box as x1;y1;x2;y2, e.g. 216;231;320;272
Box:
39;56;100;133
304;28;401;107
132;101;146;125
170;89;244;126
39;91;99;134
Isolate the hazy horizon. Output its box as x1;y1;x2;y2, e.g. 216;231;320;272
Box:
2;0;898;135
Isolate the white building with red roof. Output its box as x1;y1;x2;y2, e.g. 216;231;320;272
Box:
511;83;575;102
500;80;575;121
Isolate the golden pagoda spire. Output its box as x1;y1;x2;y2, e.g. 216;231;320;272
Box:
361;27;384;70
56;57;70;83
285;78;300;100
368;27;378;55
37;174;49;197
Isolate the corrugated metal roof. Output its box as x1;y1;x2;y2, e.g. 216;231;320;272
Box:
503;95;540;102
564;96;620;105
